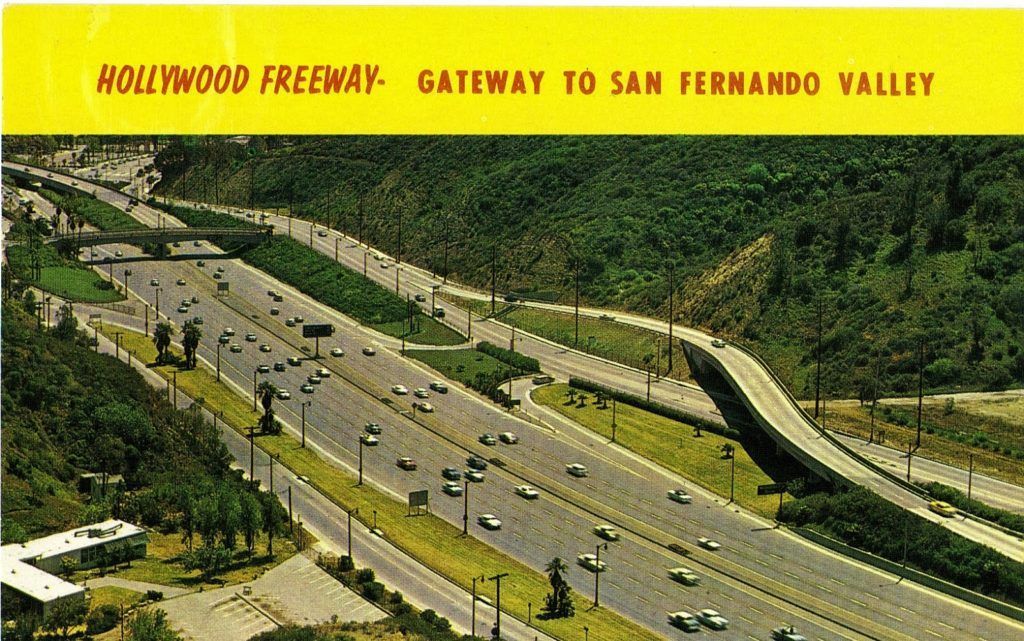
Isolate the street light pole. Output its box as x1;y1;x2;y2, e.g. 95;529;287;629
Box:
594;543;607;607
358;437;364;485
729;452;736;503
216;343;222;381
471;575;485;639
488;572;509;640
253;369;258;411
155;287;161;316
301;401;311;448
611;398;617;442
462;480;469;535
347;507;359;559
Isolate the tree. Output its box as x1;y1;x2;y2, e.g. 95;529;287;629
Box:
43;598;87;640
542;556;575;618
181;321;202;369
127;608;183;641
53;303;78;340
22;289;37;316
257;380;279;434
720;443;735;459
153;321;173;364
240;491;264;554
59;554;79;579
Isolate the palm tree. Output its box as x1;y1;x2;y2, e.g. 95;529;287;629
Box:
181;321;202;369
543;557;574;618
257;380;278;434
153;321;172;364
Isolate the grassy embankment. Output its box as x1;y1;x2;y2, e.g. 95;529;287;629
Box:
96;325;668;641
533;383;796;518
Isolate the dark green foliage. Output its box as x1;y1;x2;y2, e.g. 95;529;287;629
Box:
541;557;575;619
778;486;1024;606
476;341;541;373
86;604;120;634
361;581;385;602
42;189;145;232
126;608;182;641
155;136;1024;396
146;590;164;601
917;481;1024;534
42;598;87;639
568;376;740;439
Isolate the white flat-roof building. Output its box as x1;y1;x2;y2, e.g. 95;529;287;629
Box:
1;520;148;621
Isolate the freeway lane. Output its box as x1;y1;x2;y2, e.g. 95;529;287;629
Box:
9;167;1024;640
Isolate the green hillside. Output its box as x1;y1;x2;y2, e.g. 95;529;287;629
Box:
153;136;1024;397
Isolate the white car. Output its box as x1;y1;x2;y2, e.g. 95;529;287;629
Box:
593;524;620;541
711;338;727;348
260;344;272;353
300;383;315;394
287;356;302;366
392;385;409;395
668;611;701;632
176;278;186;286
245;333;257;342
413;388;430;398
698;537;721;551
464;470;485;483
479;433;497;446
256;365;270;374
275;389;291;400
229;344;242;353
285;318;297;327
667;489;693;504
499;432;519;444
316;367;331;378
515;485;539;500
364;422;382;434
696;609;729;630
576;553;607;573
443;481;463;496
330;347;344;357
477;514;502;530
362;346;377;356
566;463;589;477
668;567;700;586
317;229;328;237
417;402;435;413
360;434;379;446
150;278;160;286
223;327;236;336
307;374;322;385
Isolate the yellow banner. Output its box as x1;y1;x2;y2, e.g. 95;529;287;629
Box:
3;6;1022;134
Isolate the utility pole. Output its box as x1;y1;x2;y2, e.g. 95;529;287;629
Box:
906;440;913;482
915;338;925;449
253;369;259;411
335;237;339;261
593;543;607;607
667;262;674;374
471;575;485;639
357;437;364;485
347;507;359;559
646;367;651;402
462;480;470;535
488;572;509;640
442;215;450;284
301;401;311;448
216;343;221;381
611;398;617;442
467;307;472;340
288;486;293;533
144;305;149;337
814;296;823;419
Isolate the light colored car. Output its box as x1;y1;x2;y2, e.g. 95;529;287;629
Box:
330;347;344;357
593;524;620;541
179;299;191;308
711;338;727;348
192;316;203;325
413;387;430;398
566;463;589;477
177;305;189;313
380;262;391;269
392;385;409;395
771;626;808;641
294;315;304;323
317;229;328;237
307;374;322;385
362;346;377;356
414;293;427;302
479;433;497;446
477;514;502;530
397;457;417;471
668;567;700;586
287;356;302;366
667;611;700;632
300;383;314;394
696;609;728;630
360;434;379;446
216;266;225;273
697;537;721;551
576;553;607;573
667;489;693;504
229;344;242;353
499;432;518;444
316;367;331;378
218;335;230;344
150;278;160;286
257;364;270;374
245;333;257;342
515;485;539;500
275;389;291;400
929;500;958;517
443;481;463;496
213;272;222;280
114;250;124;257
285;318;297;327
223;327;235;336
364;422;382;435
464;470;485;483
417;402;434;413
260;344;272;353
176;278;186;286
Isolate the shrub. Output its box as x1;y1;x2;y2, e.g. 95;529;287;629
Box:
354;568;375;584
361;581;385;602
146;589;164;601
86;604;119;634
476;341;541;373
337;555;355;572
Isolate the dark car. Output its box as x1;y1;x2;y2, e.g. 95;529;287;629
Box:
442;467;462;481
466;455;488;471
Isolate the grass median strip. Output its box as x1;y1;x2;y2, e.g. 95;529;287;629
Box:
533;383;795;518
95;325;666;641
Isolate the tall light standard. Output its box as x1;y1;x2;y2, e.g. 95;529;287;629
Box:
301;400;311;448
487;572;509;640
346;507;359;559
462;480;470;536
155;286;162;317
123;268;132;297
593;542;608;608
471;574;486;639
253;368;260;411
357;435;364;485
216;342;222;381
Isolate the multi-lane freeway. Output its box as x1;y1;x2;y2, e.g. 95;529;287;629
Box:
6;161;1024;641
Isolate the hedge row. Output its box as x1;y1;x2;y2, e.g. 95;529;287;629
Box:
476;341;541;373
567;376;740;439
917;481;1024;535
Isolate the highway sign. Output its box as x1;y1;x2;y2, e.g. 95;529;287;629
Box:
302;323;335;338
408;489;429;516
216;282;229;294
757;482;787;496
